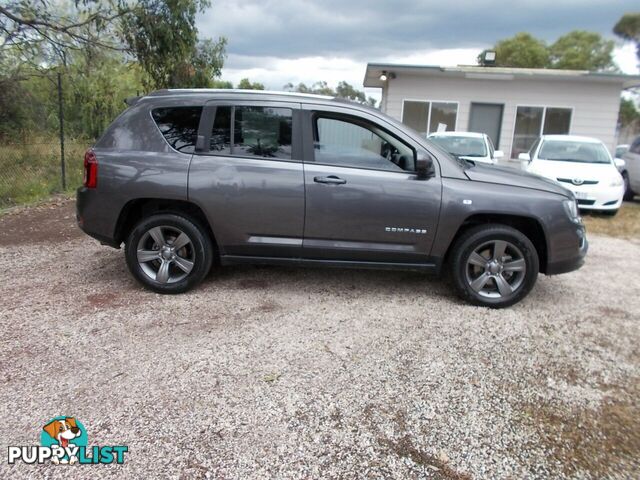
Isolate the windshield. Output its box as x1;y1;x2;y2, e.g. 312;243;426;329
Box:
429;135;487;157
537;140;612;164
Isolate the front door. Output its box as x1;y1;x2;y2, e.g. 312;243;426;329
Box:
189;101;305;258
302;110;441;264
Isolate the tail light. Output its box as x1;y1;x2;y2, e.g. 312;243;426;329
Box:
83;149;98;188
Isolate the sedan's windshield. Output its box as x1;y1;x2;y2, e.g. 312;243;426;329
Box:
429;135;487;157
537;140;611;164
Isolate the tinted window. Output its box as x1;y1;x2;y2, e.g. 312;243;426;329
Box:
630;138;640;154
210;106;231;153
152;107;202;153
233;107;292;159
314;116;415;172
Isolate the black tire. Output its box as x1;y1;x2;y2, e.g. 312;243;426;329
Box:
450;224;539;308
125;213;213;294
622;172;634;201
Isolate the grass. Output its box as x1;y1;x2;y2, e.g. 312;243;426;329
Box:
0;141;89;208
582;201;640;239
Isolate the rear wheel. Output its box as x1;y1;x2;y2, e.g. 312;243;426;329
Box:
450;224;539;308
125;213;213;294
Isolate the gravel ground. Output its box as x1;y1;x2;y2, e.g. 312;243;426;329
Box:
0;199;639;479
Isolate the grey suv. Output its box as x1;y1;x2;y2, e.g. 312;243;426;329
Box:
76;90;587;308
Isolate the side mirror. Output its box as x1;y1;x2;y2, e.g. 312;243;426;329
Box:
493;150;504;160
518;153;530;162
416;153;435;179
614;158;626;170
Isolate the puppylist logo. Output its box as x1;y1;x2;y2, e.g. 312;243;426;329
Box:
8;416;128;465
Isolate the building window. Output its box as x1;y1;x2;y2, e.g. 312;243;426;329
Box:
401;100;457;136
511;106;571;158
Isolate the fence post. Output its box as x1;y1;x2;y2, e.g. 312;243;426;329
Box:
57;72;66;190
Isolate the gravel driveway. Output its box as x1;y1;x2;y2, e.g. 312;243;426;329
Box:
1;199;639;479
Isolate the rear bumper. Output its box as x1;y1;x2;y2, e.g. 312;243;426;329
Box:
76;187;121;248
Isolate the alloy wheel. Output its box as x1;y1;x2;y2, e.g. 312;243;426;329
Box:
136;225;195;284
465;240;526;299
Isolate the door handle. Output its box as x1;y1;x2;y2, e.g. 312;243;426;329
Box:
314;175;346;185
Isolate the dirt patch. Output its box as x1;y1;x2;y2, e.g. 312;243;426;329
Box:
582;200;640;239
0;195;82;246
518;379;640;478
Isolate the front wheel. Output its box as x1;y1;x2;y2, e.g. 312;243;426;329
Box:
622;172;634;201
125;213;213;294
450;224;539;308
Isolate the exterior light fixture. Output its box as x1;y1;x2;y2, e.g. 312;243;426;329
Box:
379;71;396;81
481;50;496;66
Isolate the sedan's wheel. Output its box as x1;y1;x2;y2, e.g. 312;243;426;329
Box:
451;224;539;308
125;214;213;294
622;172;634;201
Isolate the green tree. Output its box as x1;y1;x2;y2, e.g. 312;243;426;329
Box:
237;78;265;90
210;79;233;88
0;0;125;59
549;31;615;71
614;13;640;63
284;80;377;107
619;97;640;127
119;0;226;89
483;33;549;68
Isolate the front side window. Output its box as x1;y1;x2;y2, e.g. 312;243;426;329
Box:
152;106;202;153
314;116;415;172
537;140;612;164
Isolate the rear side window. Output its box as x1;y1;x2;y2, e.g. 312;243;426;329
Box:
208;105;293;159
152;106;202;153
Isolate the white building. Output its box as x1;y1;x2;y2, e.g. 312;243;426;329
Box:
363;64;640;160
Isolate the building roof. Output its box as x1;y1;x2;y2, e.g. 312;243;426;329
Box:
364;63;640;89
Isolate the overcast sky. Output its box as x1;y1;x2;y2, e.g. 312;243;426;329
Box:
196;0;639;96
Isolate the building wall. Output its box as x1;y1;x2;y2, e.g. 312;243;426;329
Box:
383;73;622;158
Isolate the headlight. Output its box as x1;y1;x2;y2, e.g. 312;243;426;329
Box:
609;175;623;187
563;199;580;222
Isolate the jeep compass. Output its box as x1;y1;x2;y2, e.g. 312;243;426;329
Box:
76;90;587;308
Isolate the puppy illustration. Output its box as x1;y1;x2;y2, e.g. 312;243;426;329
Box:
43;417;82;464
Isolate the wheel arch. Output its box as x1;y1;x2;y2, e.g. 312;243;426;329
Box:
444;213;549;273
114;198;218;252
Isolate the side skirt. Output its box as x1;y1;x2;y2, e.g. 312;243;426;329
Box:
220;255;441;274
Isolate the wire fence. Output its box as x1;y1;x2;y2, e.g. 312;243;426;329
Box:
0;141;91;208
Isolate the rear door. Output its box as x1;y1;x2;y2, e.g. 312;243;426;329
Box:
301;105;442;264
188;100;305;258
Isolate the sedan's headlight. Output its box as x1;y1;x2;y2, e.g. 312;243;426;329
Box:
563;199;580;222
609;175;623;187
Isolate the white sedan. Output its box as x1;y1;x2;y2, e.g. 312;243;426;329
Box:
428;131;504;165
519;135;625;215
